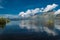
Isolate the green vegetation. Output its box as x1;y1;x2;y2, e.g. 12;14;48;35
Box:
47;20;54;27
0;17;10;28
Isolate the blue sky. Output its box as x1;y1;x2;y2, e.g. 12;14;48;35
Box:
0;0;60;14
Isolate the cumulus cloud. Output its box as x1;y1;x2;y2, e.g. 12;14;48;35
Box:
19;10;32;18
19;3;58;18
26;10;31;14
54;9;60;15
19;8;40;18
31;8;40;15
43;4;58;12
40;8;44;12
19;12;25;17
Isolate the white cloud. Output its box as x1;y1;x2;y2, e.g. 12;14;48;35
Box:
19;3;58;18
54;9;60;15
31;8;40;15
43;4;58;12
40;8;44;12
19;8;40;18
19;11;31;18
26;10;32;14
19;12;25;17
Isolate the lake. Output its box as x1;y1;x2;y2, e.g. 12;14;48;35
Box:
0;20;60;40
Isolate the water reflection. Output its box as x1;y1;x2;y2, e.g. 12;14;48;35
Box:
0;24;5;34
0;21;6;31
19;20;57;36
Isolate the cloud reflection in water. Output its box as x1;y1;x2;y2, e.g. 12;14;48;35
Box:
19;20;58;36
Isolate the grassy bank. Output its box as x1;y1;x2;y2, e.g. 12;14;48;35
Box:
0;17;10;28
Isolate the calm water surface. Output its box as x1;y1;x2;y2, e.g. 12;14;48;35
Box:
0;20;60;40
